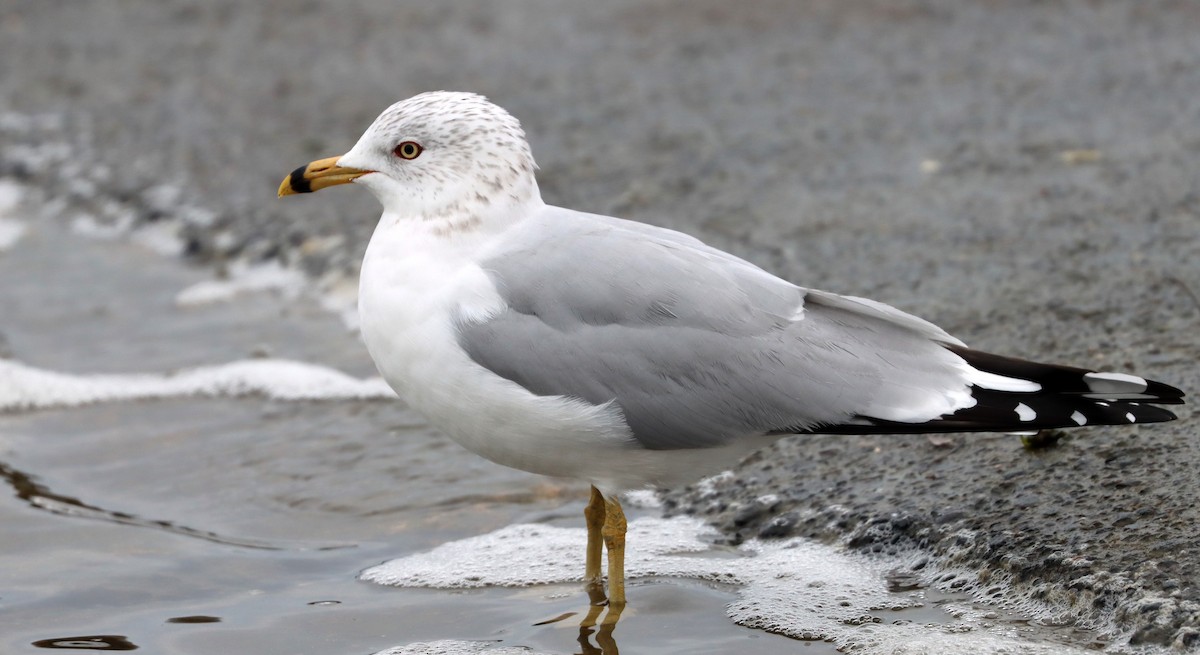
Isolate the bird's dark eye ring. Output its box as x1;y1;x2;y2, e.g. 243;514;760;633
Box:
394;141;423;160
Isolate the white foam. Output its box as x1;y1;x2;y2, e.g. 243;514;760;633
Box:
754;493;779;506
176;261;306;306
0;178;24;214
875;630;1094;655
693;470;734;498
362;517;1096;654
0;218;25;252
372;641;551;655
372;632;1079;655
0;111;63;132
0;358;395;412
5;142;70;176
622;488;663;509
70;212;133;240
141;183;183;214
316;275;362;331
0;179;27;252
362;517;713;589
130;221;184;257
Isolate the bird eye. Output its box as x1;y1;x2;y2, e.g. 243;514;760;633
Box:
393;141;423;160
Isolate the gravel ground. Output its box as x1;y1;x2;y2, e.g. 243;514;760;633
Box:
2;0;1197;649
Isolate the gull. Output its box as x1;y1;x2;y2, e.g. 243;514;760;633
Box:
278;91;1183;616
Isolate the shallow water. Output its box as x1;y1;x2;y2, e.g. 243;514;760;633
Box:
0;207;1103;654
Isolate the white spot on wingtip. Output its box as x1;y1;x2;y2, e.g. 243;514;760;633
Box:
1071;411;1087;426
1126;412;1137;423
1015;402;1037;422
1084;372;1148;394
966;369;1042;393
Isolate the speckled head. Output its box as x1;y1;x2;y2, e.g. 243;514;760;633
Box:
280;91;541;223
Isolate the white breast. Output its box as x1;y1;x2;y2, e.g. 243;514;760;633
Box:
357;216;639;484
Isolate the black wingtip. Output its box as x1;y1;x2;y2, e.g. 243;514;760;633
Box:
1134;405;1178;424
1142;378;1186;405
802;347;1184;435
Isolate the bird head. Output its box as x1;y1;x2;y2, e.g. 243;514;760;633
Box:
279;91;539;221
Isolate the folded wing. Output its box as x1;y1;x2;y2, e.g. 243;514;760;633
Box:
458;208;1181;449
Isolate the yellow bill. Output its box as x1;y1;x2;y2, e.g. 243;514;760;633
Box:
278;155;371;197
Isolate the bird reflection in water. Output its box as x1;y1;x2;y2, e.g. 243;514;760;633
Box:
534;584;625;655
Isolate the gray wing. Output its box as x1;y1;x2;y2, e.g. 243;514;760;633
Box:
457;207;974;449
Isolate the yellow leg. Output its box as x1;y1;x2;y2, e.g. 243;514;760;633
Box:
584;485;606;586
601;496;627;609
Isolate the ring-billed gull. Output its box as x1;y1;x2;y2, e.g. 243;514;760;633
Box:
278;91;1183;616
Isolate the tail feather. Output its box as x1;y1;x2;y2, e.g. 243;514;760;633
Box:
812;346;1183;435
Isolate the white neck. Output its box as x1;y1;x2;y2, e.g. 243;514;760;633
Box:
374;176;544;242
